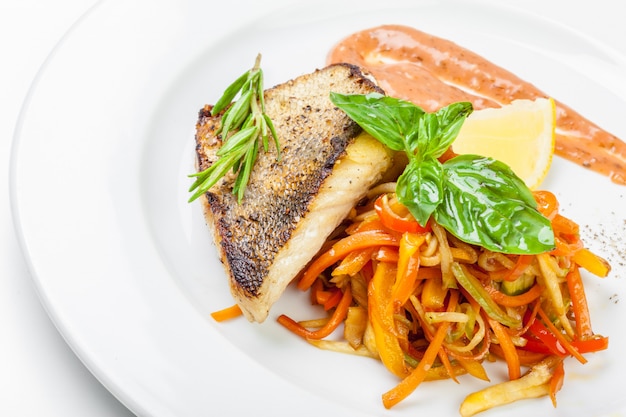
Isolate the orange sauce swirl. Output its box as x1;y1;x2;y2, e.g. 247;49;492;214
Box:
327;24;626;185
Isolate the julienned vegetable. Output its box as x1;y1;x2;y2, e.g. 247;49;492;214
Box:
329;92;555;255
274;93;610;416
278;187;610;416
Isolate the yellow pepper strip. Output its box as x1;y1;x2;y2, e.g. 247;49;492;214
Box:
391;233;425;307
368;262;408;378
572;247;611;277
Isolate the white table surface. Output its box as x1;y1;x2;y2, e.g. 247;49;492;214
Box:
1;1;624;416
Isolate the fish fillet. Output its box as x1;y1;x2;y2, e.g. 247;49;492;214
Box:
194;64;394;322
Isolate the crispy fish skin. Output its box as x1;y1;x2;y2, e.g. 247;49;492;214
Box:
195;64;392;322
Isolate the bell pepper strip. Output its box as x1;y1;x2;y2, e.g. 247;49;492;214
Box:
572;335;609;353
537;306;587;364
332;247;377;277
374;193;431;234
297;231;400;290
277;285;352;340
488;317;521;380
210;304;243;322
573;248;611;277
550;235;583;257
552;213;579;235
485;282;543;308
369;262;409;378
533;190;559;220
452;262;521;328
566;266;594;339
391;233;424;307
374;246;400;263
525;312;568;357
459;356;561;417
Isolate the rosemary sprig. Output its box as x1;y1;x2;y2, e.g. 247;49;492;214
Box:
188;54;280;203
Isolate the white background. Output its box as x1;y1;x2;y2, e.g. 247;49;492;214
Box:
1;1;624;416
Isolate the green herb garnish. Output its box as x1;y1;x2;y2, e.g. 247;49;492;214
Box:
330;92;555;255
188;54;279;203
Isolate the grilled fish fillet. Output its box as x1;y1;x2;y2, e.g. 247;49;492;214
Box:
195;63;393;322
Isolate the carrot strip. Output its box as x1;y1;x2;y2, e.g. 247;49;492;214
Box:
490;344;547;366
486;282;543;307
549;358;565;407
277;286;352;340
566;266;593;339
488;317;521;380
382;321;451;408
501;255;533;282
439;290;461;382
210;304;243;322
323;288;343;311
298;231;399;290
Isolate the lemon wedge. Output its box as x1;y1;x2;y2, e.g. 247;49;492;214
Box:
452;98;556;190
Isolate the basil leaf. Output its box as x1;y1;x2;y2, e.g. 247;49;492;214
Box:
435;155;555;254
397;156;443;226
330;92;424;152
413;102;472;158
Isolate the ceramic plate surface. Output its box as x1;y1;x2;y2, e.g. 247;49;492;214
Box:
11;0;626;416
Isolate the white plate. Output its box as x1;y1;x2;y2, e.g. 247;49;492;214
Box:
10;0;626;416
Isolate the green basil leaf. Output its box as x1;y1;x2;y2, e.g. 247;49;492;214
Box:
414;102;473;159
435;155;555;254
397;156;444;226
330;92;424;152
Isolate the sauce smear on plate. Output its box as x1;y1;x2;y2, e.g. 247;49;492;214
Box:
328;24;626;185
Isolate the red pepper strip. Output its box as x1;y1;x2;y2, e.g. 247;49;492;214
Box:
549;358;565;407
537;307;587;364
566;266;593;339
572;336;609;353
488;317;521;380
526;336;609;355
277;286;352;340
525;312;568;357
374;194;431;234
297;231;400;291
